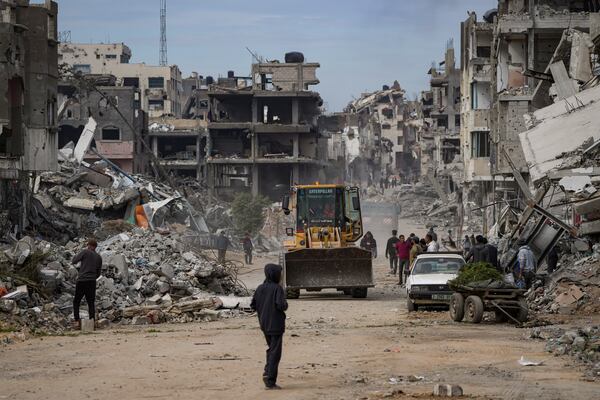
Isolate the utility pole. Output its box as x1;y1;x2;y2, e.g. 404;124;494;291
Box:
159;0;167;66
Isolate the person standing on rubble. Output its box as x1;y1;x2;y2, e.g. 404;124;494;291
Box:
216;231;231;264
242;233;254;265
516;239;537;288
385;230;400;275
71;239;102;329
251;264;288;390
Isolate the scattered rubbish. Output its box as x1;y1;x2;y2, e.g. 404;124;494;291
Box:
518;356;544;366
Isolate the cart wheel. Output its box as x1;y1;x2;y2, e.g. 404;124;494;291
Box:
286;288;300;299
515;297;528;322
464;295;484;323
407;298;418;312
449;293;465;321
351;288;368;298
494;310;508;323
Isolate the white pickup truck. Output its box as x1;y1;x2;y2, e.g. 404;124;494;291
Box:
405;253;466;312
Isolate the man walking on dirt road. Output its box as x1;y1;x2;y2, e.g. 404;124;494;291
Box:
242;233;254;265
71;239;102;329
395;235;412;285
251;264;288;390
385;230;400;275
216;231;231;264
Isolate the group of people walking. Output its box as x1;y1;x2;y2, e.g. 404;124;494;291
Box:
360;228;440;285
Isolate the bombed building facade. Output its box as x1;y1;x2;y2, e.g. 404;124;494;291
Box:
58;42;184;118
206;56;332;200
0;0;58;229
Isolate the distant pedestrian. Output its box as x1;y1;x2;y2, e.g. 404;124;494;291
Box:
462;235;472;257
216;231;231;264
360;231;378;258
546;246;559;274
425;234;439;252
483;237;499;271
395;235;412;284
516;240;537;288
251;264;288;390
427;227;438;242
465;235;489;263
385;230;400;275
72;239;102;329
409;232;420;243
242;233;254;265
409;237;422;266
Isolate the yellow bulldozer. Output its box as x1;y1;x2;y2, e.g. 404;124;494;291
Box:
280;184;374;299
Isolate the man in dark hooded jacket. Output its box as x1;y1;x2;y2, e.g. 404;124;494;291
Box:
251;264;288;390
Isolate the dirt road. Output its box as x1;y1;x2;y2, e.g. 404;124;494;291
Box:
2;251;599;399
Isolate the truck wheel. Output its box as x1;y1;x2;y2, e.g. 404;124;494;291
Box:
407;299;418;312
286;288;300;299
449;293;465;321
351;288;368;298
342;289;352;295
464;295;484;323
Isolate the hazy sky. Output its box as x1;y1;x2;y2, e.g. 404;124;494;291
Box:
58;0;496;111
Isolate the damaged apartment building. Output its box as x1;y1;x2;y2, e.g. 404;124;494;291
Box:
344;82;419;186
473;0;595;231
419;42;462;194
0;0;58;230
206;54;332;200
57;75;147;174
58;42;184;118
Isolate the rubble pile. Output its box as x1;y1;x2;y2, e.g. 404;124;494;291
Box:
392;183;458;228
25;163;208;245
527;246;600;315
1;227;250;335
530;325;600;380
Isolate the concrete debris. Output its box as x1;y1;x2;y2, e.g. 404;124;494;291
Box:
531;325;600;380
433;384;463;397
0;226;250;334
517;356;543;366
527;249;600;316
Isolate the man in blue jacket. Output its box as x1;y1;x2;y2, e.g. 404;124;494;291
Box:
251;264;288;390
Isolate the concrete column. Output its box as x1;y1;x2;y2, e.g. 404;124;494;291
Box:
152;136;158;157
251;98;258;124
196;135;201;180
293;134;299;159
207;164;215;203
292;164;300;185
292;98;299;124
527;29;535;89
251;132;257;159
252;165;259;196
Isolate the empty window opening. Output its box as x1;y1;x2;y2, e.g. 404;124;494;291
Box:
123;77;140;88
471;131;490;158
148;77;165;89
149;99;165;111
102;127;120;141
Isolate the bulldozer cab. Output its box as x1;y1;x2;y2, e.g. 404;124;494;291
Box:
283;185;363;247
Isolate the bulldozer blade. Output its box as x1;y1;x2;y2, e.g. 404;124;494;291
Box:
283;247;373;289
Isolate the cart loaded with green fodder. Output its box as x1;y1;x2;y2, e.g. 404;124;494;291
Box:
448;262;528;325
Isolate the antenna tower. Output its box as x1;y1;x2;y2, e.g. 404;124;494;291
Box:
159;0;167;66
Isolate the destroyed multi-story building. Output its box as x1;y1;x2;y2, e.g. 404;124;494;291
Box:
206;56;331;200
343;83;419;186
149;118;207;179
57;75;147;173
480;0;593;228
459;11;495;225
0;0;59;229
419;42;462;193
58;42;184;118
